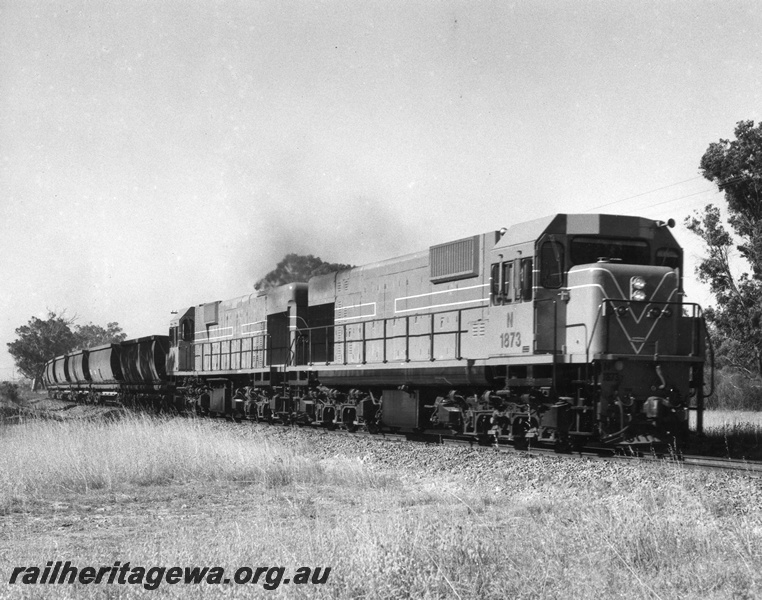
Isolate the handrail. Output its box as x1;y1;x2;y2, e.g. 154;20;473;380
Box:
599;299;704;357
295;305;485;366
586;304;604;359
701;313;715;397
197;331;271;372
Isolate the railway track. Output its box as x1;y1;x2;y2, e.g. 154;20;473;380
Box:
21;397;762;478
625;453;762;477
428;432;762;477
241;420;762;478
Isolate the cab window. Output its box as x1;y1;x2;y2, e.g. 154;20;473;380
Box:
502;262;513;301
490;263;500;296
491;262;514;303
570;237;650;265
656;248;681;268
541;241;564;288
518;258;533;301
181;318;195;342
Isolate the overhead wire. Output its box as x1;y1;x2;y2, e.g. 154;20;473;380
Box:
584;175;704;212
583;173;759;218
631;174;752;215
637;187;721;211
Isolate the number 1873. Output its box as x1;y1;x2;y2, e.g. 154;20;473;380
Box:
500;331;521;348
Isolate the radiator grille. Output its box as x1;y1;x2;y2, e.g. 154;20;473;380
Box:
430;235;480;282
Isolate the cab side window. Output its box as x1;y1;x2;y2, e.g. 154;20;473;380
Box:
181;318;195;342
541;241;565;288
491;262;514;303
502;262;513;301
518;258;533;301
490;263;500;297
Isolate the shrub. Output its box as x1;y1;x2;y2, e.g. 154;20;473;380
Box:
705;369;762;410
0;381;21;404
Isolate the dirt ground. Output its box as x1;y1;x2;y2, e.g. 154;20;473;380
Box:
1;392;125;423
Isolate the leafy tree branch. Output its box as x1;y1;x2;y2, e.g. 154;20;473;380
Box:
687;120;762;375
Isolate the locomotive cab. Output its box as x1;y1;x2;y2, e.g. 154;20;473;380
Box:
485;214;707;447
168;306;195;373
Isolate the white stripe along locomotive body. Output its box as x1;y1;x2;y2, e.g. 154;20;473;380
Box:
45;213;710;449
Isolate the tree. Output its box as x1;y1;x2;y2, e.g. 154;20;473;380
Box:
686;120;762;375
74;322;127;349
6;313;128;388
255;254;353;292
6;312;79;387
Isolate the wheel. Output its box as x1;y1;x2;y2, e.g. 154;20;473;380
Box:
322;407;336;430
344;409;357;433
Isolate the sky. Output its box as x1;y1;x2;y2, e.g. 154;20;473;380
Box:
1;0;760;379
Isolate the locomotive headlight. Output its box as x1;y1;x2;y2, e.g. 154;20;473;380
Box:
630;276;647;301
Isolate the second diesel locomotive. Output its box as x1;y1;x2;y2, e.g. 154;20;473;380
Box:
45;213;712;450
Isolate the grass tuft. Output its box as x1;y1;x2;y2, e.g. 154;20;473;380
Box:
0;414;396;512
691;410;762;459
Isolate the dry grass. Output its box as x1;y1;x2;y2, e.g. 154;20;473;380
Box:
1;415;761;599
0;416;393;512
702;410;762;429
690;410;762;460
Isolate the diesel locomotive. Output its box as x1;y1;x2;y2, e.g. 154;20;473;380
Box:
44;213;712;450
